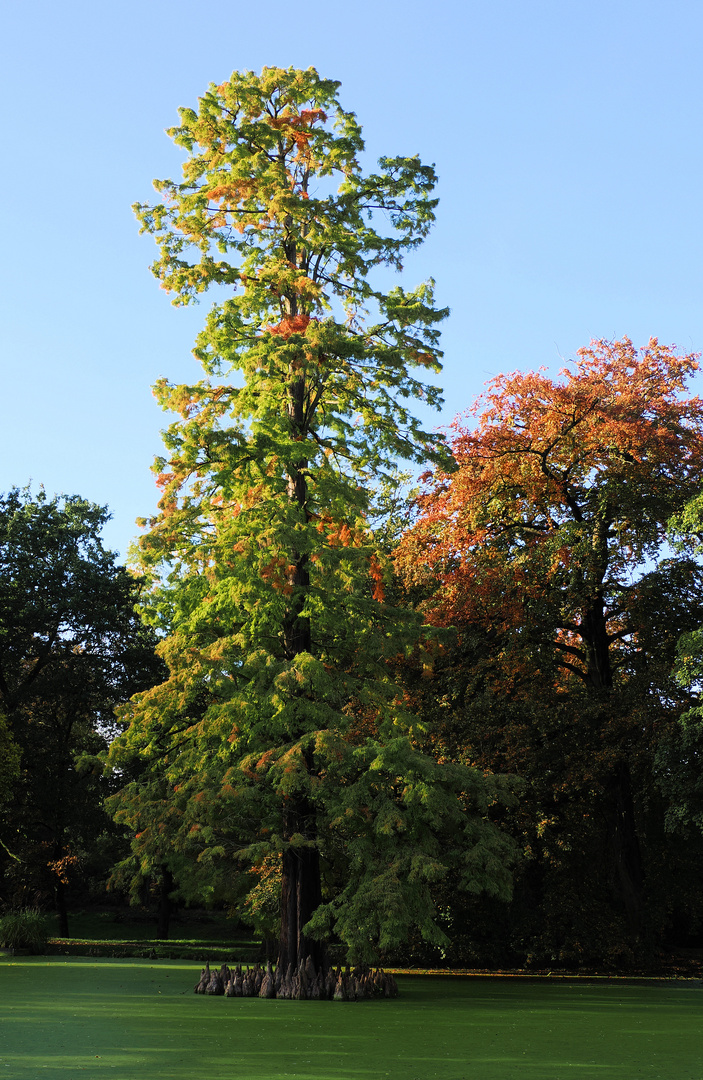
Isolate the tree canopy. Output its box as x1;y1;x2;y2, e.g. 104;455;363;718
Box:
396;338;703;961
398;337;703;678
0;487;162;932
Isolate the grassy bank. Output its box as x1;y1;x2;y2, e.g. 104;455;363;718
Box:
1;956;700;1079
43;909;265;961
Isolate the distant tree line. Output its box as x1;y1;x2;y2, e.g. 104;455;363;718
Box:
5;330;703;969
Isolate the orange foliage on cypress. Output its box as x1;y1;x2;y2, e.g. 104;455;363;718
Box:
263;314;312;338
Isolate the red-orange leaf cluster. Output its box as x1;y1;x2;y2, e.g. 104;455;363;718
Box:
397;337;703;690
369;553;385;602
266;109;328;130
264;314;312;338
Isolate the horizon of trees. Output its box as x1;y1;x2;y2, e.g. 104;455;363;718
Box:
3;332;703;967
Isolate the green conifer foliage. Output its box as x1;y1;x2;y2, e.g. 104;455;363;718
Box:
108;67;515;971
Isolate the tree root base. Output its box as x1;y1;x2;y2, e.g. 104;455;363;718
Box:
194;958;398;1000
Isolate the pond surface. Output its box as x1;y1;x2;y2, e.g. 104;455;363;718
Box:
0;959;699;1079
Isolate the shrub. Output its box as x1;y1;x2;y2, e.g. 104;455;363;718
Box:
0;908;50;953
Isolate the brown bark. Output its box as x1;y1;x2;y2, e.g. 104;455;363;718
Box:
275;362;325;972
277;811;326;973
283;546;310;660
581;594;644;932
606;758;644;931
56;878;69;938
582;592;613;692
156;866;174;939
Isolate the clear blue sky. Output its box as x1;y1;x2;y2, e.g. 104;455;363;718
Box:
2;0;702;559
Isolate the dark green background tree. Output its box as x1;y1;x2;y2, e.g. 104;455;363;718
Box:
0;487;163;933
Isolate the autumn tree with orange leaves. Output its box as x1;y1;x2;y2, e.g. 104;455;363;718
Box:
107;67;516;984
397;338;703;963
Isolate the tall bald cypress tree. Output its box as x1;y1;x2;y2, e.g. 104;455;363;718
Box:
108;67;515;979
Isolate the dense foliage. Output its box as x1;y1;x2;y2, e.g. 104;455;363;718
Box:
0;487;163;933
0;907;50;953
396;338;703;965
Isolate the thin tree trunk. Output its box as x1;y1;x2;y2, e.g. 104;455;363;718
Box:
56;879;69;938
156;866;174;939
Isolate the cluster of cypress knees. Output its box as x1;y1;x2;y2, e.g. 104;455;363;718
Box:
193;957;399;1000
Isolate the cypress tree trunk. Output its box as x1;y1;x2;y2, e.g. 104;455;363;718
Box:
277;803;326;973
275;363;326;974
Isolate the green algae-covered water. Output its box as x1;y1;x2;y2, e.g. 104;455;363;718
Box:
1;958;700;1079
